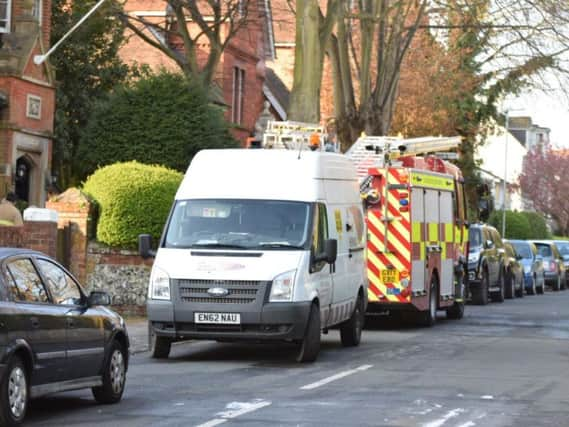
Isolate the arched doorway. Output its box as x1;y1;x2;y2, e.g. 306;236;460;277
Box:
15;156;32;203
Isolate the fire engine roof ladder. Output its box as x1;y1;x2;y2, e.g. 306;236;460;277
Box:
346;135;461;255
346;135;462;180
262;121;327;151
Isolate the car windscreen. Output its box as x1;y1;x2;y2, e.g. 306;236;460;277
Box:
512;242;532;259
469;228;481;251
164;199;312;250
535;243;553;258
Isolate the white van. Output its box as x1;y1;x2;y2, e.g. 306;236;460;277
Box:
139;149;367;362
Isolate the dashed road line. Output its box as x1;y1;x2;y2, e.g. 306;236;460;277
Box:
195;399;272;427
300;364;373;390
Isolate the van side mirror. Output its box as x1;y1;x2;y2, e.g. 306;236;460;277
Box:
484;240;494;249
139;234;156;259
313;239;338;265
324;239;338;264
88;291;111;307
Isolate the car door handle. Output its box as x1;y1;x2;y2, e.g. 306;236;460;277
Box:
30;317;40;329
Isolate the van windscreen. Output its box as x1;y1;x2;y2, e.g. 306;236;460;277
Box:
164;199;312;250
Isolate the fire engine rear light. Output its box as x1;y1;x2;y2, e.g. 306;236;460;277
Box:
399;193;409;199
399;207;409;212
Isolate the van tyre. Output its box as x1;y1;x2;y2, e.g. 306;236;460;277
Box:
491;271;505;303
419;277;438;327
471;270;489;305
92;340;127;404
150;325;172;359
296;304;321;363
0;356;27;426
340;295;364;347
504;271;514;299
447;275;465;320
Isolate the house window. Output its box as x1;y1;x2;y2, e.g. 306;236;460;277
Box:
26;95;41;120
232;67;245;124
0;0;11;33
32;0;41;24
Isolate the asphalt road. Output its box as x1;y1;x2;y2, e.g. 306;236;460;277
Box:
26;290;569;427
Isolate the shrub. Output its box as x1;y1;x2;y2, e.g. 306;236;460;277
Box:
488;210;531;239
83;161;183;248
521;211;551;239
77;71;238;180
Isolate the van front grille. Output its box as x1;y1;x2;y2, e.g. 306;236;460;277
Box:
175;279;268;304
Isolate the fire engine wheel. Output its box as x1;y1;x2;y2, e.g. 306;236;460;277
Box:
471;270;489;305
504;271;515;299
340;294;364;347
491;272;505;303
419;278;438;327
296;303;321;363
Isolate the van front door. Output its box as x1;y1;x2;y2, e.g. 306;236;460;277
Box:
310;203;333;328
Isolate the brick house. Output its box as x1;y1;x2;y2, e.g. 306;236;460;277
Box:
0;0;55;207
120;0;277;143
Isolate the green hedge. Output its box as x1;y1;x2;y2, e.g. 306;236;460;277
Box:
488;210;550;240
488;210;530;239
83;161;183;248
77;71;237;180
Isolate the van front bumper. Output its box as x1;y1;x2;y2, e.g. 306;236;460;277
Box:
148;300;312;341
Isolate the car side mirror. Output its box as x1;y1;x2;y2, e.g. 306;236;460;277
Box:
88;291;111;307
139;234;156;259
484;240;494;249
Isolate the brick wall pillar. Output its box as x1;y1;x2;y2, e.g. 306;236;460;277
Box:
46;188;92;283
0;221;57;257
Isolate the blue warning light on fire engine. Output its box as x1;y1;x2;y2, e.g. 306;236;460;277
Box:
399;199;409;206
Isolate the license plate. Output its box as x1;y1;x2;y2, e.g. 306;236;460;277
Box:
194;312;241;324
381;269;399;284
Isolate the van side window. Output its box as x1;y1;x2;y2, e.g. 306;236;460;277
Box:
312;203;329;255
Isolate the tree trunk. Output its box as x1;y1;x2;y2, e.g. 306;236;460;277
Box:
288;0;324;122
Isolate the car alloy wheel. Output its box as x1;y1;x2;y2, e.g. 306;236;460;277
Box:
109;350;125;395
8;365;27;419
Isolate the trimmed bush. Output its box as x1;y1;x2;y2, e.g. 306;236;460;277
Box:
83;161;183;248
77;71;238;180
521;211;551;239
488;210;531;239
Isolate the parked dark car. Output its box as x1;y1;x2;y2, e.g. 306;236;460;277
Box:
552;240;569;284
467;224;506;304
0;249;129;426
509;240;545;295
502;240;525;298
532;241;567;291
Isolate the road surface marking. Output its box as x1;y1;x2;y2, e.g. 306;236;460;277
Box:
300;364;373;390
196;399;272;427
480;395;494;400
457;422;476;427
423;408;465;427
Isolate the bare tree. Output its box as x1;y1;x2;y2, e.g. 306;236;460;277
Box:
116;0;252;85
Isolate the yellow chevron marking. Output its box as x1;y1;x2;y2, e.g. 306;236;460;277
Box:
420;242;426;260
441;242;447;260
368;263;400;303
367;288;380;302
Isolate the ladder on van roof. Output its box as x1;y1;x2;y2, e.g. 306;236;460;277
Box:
262;121;333;151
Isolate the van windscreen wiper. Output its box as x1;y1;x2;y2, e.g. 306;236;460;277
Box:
256;242;305;249
191;243;250;250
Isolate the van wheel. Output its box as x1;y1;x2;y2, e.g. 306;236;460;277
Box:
296;304;321;363
0;356;27;426
150;324;172;359
471;270;489;305
419;277;438;327
92;340;127;404
491;272;505;303
446;277;465;320
504;271;514;299
340;295;364;347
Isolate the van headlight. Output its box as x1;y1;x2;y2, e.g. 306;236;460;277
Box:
149;266;171;300
270;270;296;302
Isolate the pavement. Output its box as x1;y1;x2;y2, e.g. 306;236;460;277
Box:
124;317;149;354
